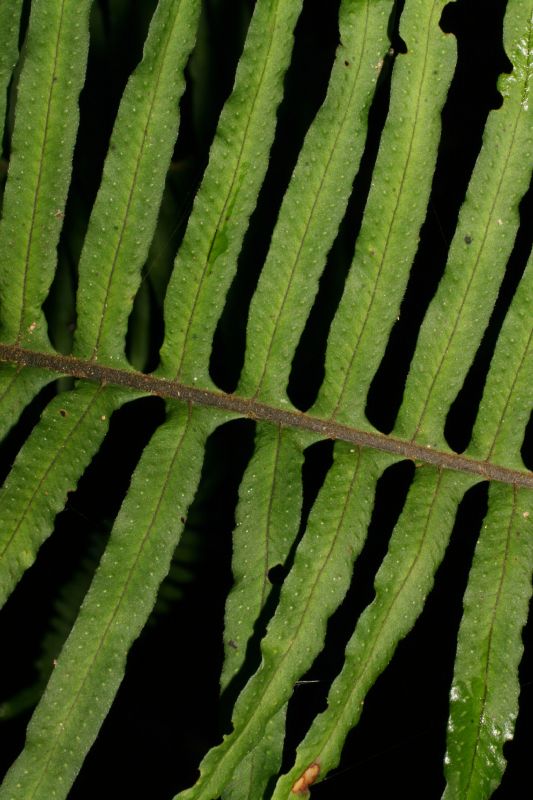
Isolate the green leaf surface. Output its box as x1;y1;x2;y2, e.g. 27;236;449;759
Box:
238;0;394;402
0;383;119;608
0;364;55;440
0;531;104;720
313;0;457;427
0;404;218;800
73;0;201;365
468;249;533;469
443;483;533;800
221;425;304;800
221;424;305;689
394;0;533;447
0;0;92;348
0;0;24;154
175;446;391;800
272;467;475;798
222;708;287;800
158;0;304;384
0;0;531;797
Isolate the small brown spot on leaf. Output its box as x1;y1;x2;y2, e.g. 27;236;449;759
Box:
291;763;320;794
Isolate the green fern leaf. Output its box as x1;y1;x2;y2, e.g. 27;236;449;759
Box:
313;0;457;425
238;0;394;401
0;0;92;348
0;384;119;607
394;0;532;447
158;0;305;384
443;483;533;800
0;0;24;153
0;405;220;798
0;0;531;798
73;0;201;365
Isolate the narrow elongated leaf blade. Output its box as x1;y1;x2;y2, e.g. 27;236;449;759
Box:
221;424;305;688
74;0;201;364
0;1;531;798
468;249;533;469
175;446;391;800
221;425;305;799
0;404;219;800
443;484;533;800
0;364;55;441
159;0;305;384
0;0;92;348
313;0;457;427
222;709;287;800
0;383;120;607
273;467;475;798
238;0;394;402
394;0;533;447
0;0;24;154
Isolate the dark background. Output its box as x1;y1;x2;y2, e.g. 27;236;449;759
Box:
0;0;531;797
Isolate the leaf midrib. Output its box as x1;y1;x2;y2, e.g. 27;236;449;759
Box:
0;343;531;488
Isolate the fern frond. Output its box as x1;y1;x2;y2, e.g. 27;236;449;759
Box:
0;0;530;797
0;0;24;154
73;0;201;365
0;526;107;719
0;405;221;799
222;709;287;800
175;446;390;800
221;425;305;689
443;246;533;797
158;0;305;384
0;384;119;607
220;425;305;799
0;364;55;440
468;249;533;467
272;467;475;798
443;483;533;799
394;0;532;446
0;0;92;349
238;0;394;401
313;0;457;425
